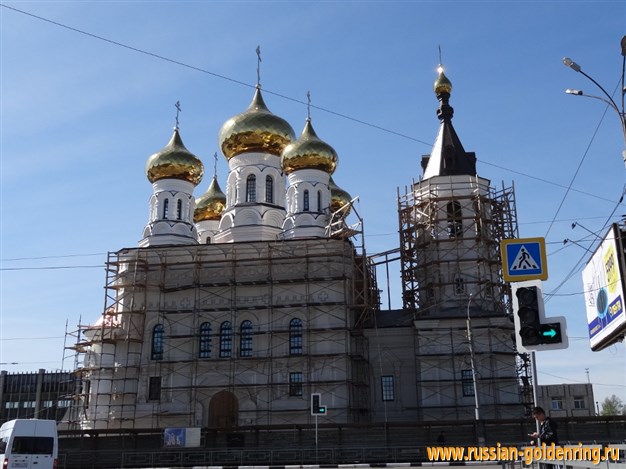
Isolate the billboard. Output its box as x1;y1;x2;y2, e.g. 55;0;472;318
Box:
582;224;626;351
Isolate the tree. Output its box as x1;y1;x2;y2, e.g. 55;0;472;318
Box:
600;395;625;416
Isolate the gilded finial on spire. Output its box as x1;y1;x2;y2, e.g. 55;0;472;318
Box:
434;45;452;94
434;64;452;95
213;151;218;177
256;45;262;87
175;101;182;129
307;91;311;121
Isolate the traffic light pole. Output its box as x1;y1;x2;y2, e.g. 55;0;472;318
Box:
531;351;540;441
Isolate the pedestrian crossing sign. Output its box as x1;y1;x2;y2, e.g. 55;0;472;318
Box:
500;237;548;282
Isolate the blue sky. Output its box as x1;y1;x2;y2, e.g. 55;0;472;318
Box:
1;1;625;407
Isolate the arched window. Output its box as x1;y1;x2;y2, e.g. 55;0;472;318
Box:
317;190;322;212
246;175;256;202
176;199;183;220
289;318;303;355
240;320;253;357
303;190;310;212
151;324;164;360
265;175;274;204
199;322;211;358
162;199;169;219
447;201;463;238
219;321;233;358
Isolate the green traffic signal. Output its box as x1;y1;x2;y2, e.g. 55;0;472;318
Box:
539;323;562;344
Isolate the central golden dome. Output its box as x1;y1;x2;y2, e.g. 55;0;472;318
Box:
281;119;338;175
194;176;226;222
146;129;204;186
219;87;295;160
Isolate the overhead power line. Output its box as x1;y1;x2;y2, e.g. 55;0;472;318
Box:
1;252;107;262
0;265;103;271
2;2;624;208
0;3;430;146
5;1;626;311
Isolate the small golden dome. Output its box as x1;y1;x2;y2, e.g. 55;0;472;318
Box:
329;177;351;215
146;129;204;186
434;67;453;95
219;87;295;160
194;176;226;222
281;119;338;175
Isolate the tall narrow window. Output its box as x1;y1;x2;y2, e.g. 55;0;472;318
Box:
148;376;161;401
240;320;253;357
317;190;322;212
151;324;164;360
246;175;256;202
289;372;303;396
461;369;475;397
455;276;465;295
303;190;310;212
220;321;233;358
176;199;182;220
162;199;169;219
265;175;274;204
199;322;211;358
381;375;395;401
447;201;463;238
289;318;303;355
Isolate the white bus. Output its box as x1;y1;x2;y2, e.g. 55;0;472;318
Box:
0;419;58;469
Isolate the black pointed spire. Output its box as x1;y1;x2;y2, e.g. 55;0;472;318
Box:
421;66;477;179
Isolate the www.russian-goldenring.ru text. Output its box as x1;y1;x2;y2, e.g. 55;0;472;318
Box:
426;443;620;465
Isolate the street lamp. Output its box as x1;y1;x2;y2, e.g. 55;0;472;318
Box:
466;294;480;422
465;294;486;445
562;35;626;165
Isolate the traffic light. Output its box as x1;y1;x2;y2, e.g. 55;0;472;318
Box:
512;280;568;352
310;393;327;415
516;286;543;346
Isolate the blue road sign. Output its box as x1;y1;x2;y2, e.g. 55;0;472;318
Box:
500;237;548;282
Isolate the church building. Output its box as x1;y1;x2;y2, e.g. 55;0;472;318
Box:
68;66;525;430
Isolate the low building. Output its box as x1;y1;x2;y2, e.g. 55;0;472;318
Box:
0;369;77;424
537;383;596;417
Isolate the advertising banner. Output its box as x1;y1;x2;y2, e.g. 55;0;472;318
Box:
164;428;201;448
582;224;626;351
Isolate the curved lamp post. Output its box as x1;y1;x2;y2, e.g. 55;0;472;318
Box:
563;36;626;165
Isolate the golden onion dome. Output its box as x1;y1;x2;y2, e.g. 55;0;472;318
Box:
194;176;226;222
219;86;295;160
281;119;338;175
146;129;204;186
434;67;453;95
329;176;352;215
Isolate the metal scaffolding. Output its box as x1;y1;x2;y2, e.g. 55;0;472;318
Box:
395;175;531;419
398;177;518;315
64;235;378;430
